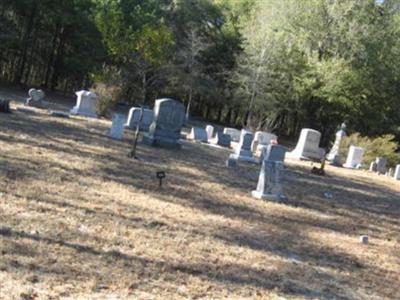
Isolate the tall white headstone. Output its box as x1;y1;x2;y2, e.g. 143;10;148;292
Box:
70;90;97;118
286;128;324;161
110;113;126;140
326;122;346;165
394;165;400;180
343;146;364;169
205;125;214;140
252;160;283;201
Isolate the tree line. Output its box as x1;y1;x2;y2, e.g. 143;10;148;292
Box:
1;0;400;144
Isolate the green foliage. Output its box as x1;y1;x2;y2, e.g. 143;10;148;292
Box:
340;133;400;168
91;82;122;118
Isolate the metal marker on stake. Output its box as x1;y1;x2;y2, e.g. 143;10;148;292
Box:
156;171;166;187
128;107;144;159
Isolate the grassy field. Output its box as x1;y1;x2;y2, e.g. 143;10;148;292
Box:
0;103;399;299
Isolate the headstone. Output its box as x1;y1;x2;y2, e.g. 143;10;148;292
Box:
326;122;346;166
143;98;185;148
110;113;126;140
0;99;10;113
230;130;253;159
369;162;377;172
125;107;154;132
386;168;394;177
286;128;325;161
212;132;231;147
375;157;387;174
49;110;70;118
223;128;241;142
252;160;284;201
343;146;364;169
26;88;46;107
70;90;97;118
394;165;400;180
205;125;214;140
259;145;286;163
188;127;208;142
226;157;237;167
251;131;278;152
359;235;369;245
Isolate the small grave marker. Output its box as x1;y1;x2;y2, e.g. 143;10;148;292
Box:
156;171;166;187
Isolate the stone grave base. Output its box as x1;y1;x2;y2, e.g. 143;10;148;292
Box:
142;133;182;149
49;110;70;118
17;107;36;113
251;190;281;201
70;107;97;118
229;153;258;164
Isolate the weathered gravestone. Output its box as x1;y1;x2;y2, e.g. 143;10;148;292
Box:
326;122;346;166
143;98;185;148
205;125;214;140
223;128;241;142
213;132;231;147
259;145;286;163
125;107;154;132
252;160;284;201
229;130;254;161
70;90;97;118
251;131;278;152
0;99;10;113
188;127;208;142
394;165;400;180
26;88;46;108
375;157;387;174
286;128;325;161
110;113;126;140
343;146;364;169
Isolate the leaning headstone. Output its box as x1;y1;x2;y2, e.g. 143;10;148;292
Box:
326;122;346;166
125;107;154;132
252;160;284;201
143;98;185;148
251;131;278;152
223;128;241;142
0;99;10;113
26;88;46;108
188;127;208;142
205;125;214;140
212;132;231;147
259;145;286;163
286;128;325;161
394;165;400;180
375;157;387;174
229;130;254;161
369;162;378;172
110;113;126;140
70;90;97;118
343;146;364;169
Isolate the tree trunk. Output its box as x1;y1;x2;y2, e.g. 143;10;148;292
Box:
14;3;37;84
44;23;61;87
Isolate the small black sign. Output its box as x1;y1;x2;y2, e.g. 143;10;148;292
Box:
156;171;166;187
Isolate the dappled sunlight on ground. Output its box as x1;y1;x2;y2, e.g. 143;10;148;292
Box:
0;103;399;299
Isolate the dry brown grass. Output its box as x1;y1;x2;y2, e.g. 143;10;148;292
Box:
0;103;399;300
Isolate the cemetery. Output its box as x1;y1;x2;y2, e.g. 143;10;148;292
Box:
0;92;399;299
1;1;400;299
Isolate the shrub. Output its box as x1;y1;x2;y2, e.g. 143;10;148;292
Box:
91;82;121;118
340;133;400;168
